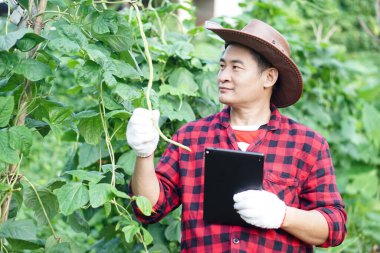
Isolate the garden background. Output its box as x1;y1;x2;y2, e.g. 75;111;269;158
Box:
0;0;379;252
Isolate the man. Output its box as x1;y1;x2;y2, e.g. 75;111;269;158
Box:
126;19;347;252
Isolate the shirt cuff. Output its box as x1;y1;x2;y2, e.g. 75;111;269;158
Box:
315;207;346;247
128;180;165;222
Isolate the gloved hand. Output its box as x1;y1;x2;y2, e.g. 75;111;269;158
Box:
126;108;160;157
233;190;286;229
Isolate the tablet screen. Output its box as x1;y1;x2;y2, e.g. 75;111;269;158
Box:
203;147;264;227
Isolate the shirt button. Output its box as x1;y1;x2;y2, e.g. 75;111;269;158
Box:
232;238;240;244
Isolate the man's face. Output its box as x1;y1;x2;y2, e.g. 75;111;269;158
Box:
217;44;270;108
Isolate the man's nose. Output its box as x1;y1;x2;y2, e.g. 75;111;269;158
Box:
218;68;231;83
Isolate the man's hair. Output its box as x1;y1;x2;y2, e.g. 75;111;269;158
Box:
225;43;272;73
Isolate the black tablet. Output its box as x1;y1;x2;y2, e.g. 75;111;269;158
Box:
203;147;264;227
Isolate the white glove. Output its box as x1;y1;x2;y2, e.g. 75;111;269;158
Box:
126;108;160;157
233;190;286;229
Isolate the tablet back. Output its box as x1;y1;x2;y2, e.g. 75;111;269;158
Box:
203;147;264;227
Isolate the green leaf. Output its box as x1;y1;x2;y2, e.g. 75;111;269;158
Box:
78;142;108;169
106;110;130;120
78;115;103;145
196;71;219;103
0;183;11;192
110;186;129;199
168;67;198;96
116;150;136;176
47;0;69;9
46;242;71;253
160;98;195;122
83;44;110;64
16;33;46;52
74;110;99;119
141;227;154;245
192;42;221;61
7;238;42;251
24;187;59;226
103;59;141;79
8;184;23;219
159;85;186;97
104;202;112;217
92;10;119;34
75;61;102;87
67;211;90;235
49;106;72;124
89;183;114;208
194;98;218;118
164;220;181;243
114;83;141;101
179;102;196;122
0;219;37;241
17;0;29;9
95;25;133;52
119;49;142;75
362;104;380;148
9;126;33;154
60;23;88;48
101;165;125;185
13;59;52;81
102;92;123;110
0;96;14;127
148;244;170;253
54;182;89;216
122;221;140;243
0;28;28;50
65;170;105;183
165;41;194;60
103;71;117;86
135;196;152;216
45;235;81;253
0;131;19;164
48;38;81;54
346;170;378;197
0;51;18;76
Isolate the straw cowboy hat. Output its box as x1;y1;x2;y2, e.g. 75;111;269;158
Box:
205;19;303;108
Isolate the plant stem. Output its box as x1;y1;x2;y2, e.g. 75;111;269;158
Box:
5;0;10;34
99;83;117;186
131;2;191;152
111;199;133;221
22;176;59;240
32;10;71;19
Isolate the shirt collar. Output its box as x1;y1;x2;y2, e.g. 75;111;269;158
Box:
218;104;281;131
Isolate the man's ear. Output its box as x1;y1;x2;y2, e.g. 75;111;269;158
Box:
263;68;279;88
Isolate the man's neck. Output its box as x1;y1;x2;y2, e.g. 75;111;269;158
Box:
230;104;271;127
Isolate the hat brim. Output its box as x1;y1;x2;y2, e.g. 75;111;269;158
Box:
207;27;303;108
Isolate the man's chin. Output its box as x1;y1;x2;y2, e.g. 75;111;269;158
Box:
219;97;233;106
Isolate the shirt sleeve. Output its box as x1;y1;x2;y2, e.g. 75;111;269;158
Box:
299;139;347;247
129;133;182;223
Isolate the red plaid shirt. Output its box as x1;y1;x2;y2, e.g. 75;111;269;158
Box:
131;106;347;252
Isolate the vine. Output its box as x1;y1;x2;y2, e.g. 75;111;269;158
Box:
131;1;191;152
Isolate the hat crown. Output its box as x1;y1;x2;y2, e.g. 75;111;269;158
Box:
242;19;291;57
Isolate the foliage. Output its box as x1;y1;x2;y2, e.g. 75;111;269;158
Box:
0;0;219;252
0;0;379;252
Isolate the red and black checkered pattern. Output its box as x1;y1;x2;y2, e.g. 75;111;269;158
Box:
131;106;346;252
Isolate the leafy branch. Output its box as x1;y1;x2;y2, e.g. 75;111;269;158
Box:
1;0;49;223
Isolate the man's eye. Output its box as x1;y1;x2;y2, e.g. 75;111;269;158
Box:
233;65;241;70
